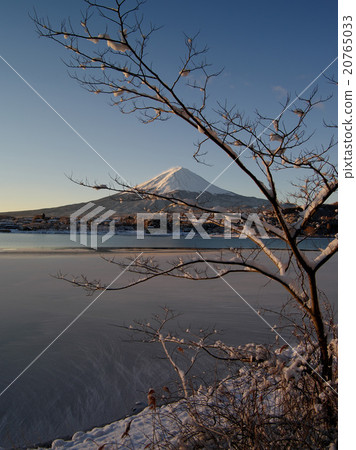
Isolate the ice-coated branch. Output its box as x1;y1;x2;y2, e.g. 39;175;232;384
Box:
312;237;338;271
293;181;338;232
37;0;337;380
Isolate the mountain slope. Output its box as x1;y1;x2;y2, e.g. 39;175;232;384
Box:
2;167;270;217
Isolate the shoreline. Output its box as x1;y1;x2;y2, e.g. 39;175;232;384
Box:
0;245;332;256
0;247;226;255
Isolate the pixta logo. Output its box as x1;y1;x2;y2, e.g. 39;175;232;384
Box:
136;213;268;239
70;203;116;249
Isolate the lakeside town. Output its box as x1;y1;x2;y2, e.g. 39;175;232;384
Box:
0;203;338;237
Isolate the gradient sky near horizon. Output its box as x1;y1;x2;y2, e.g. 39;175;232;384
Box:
0;0;337;212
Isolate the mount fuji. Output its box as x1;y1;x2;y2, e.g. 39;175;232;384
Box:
3;167;270;217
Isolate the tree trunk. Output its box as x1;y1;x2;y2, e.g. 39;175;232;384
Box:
309;272;331;380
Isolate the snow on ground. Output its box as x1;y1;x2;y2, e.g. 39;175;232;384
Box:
31;340;337;449
34;400;186;449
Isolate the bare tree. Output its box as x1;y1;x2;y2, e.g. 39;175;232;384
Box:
116;306;337;448
33;0;337;382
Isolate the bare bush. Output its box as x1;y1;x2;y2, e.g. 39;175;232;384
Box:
119;307;337;449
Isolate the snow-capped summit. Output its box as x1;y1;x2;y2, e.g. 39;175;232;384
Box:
136;167;234;195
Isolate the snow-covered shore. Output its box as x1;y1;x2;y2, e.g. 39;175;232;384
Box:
31;341;337;449
34;400;185;449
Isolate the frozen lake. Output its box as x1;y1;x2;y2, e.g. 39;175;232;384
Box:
0;250;337;447
0;231;334;251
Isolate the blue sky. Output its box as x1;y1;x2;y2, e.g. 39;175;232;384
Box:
0;0;337;211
